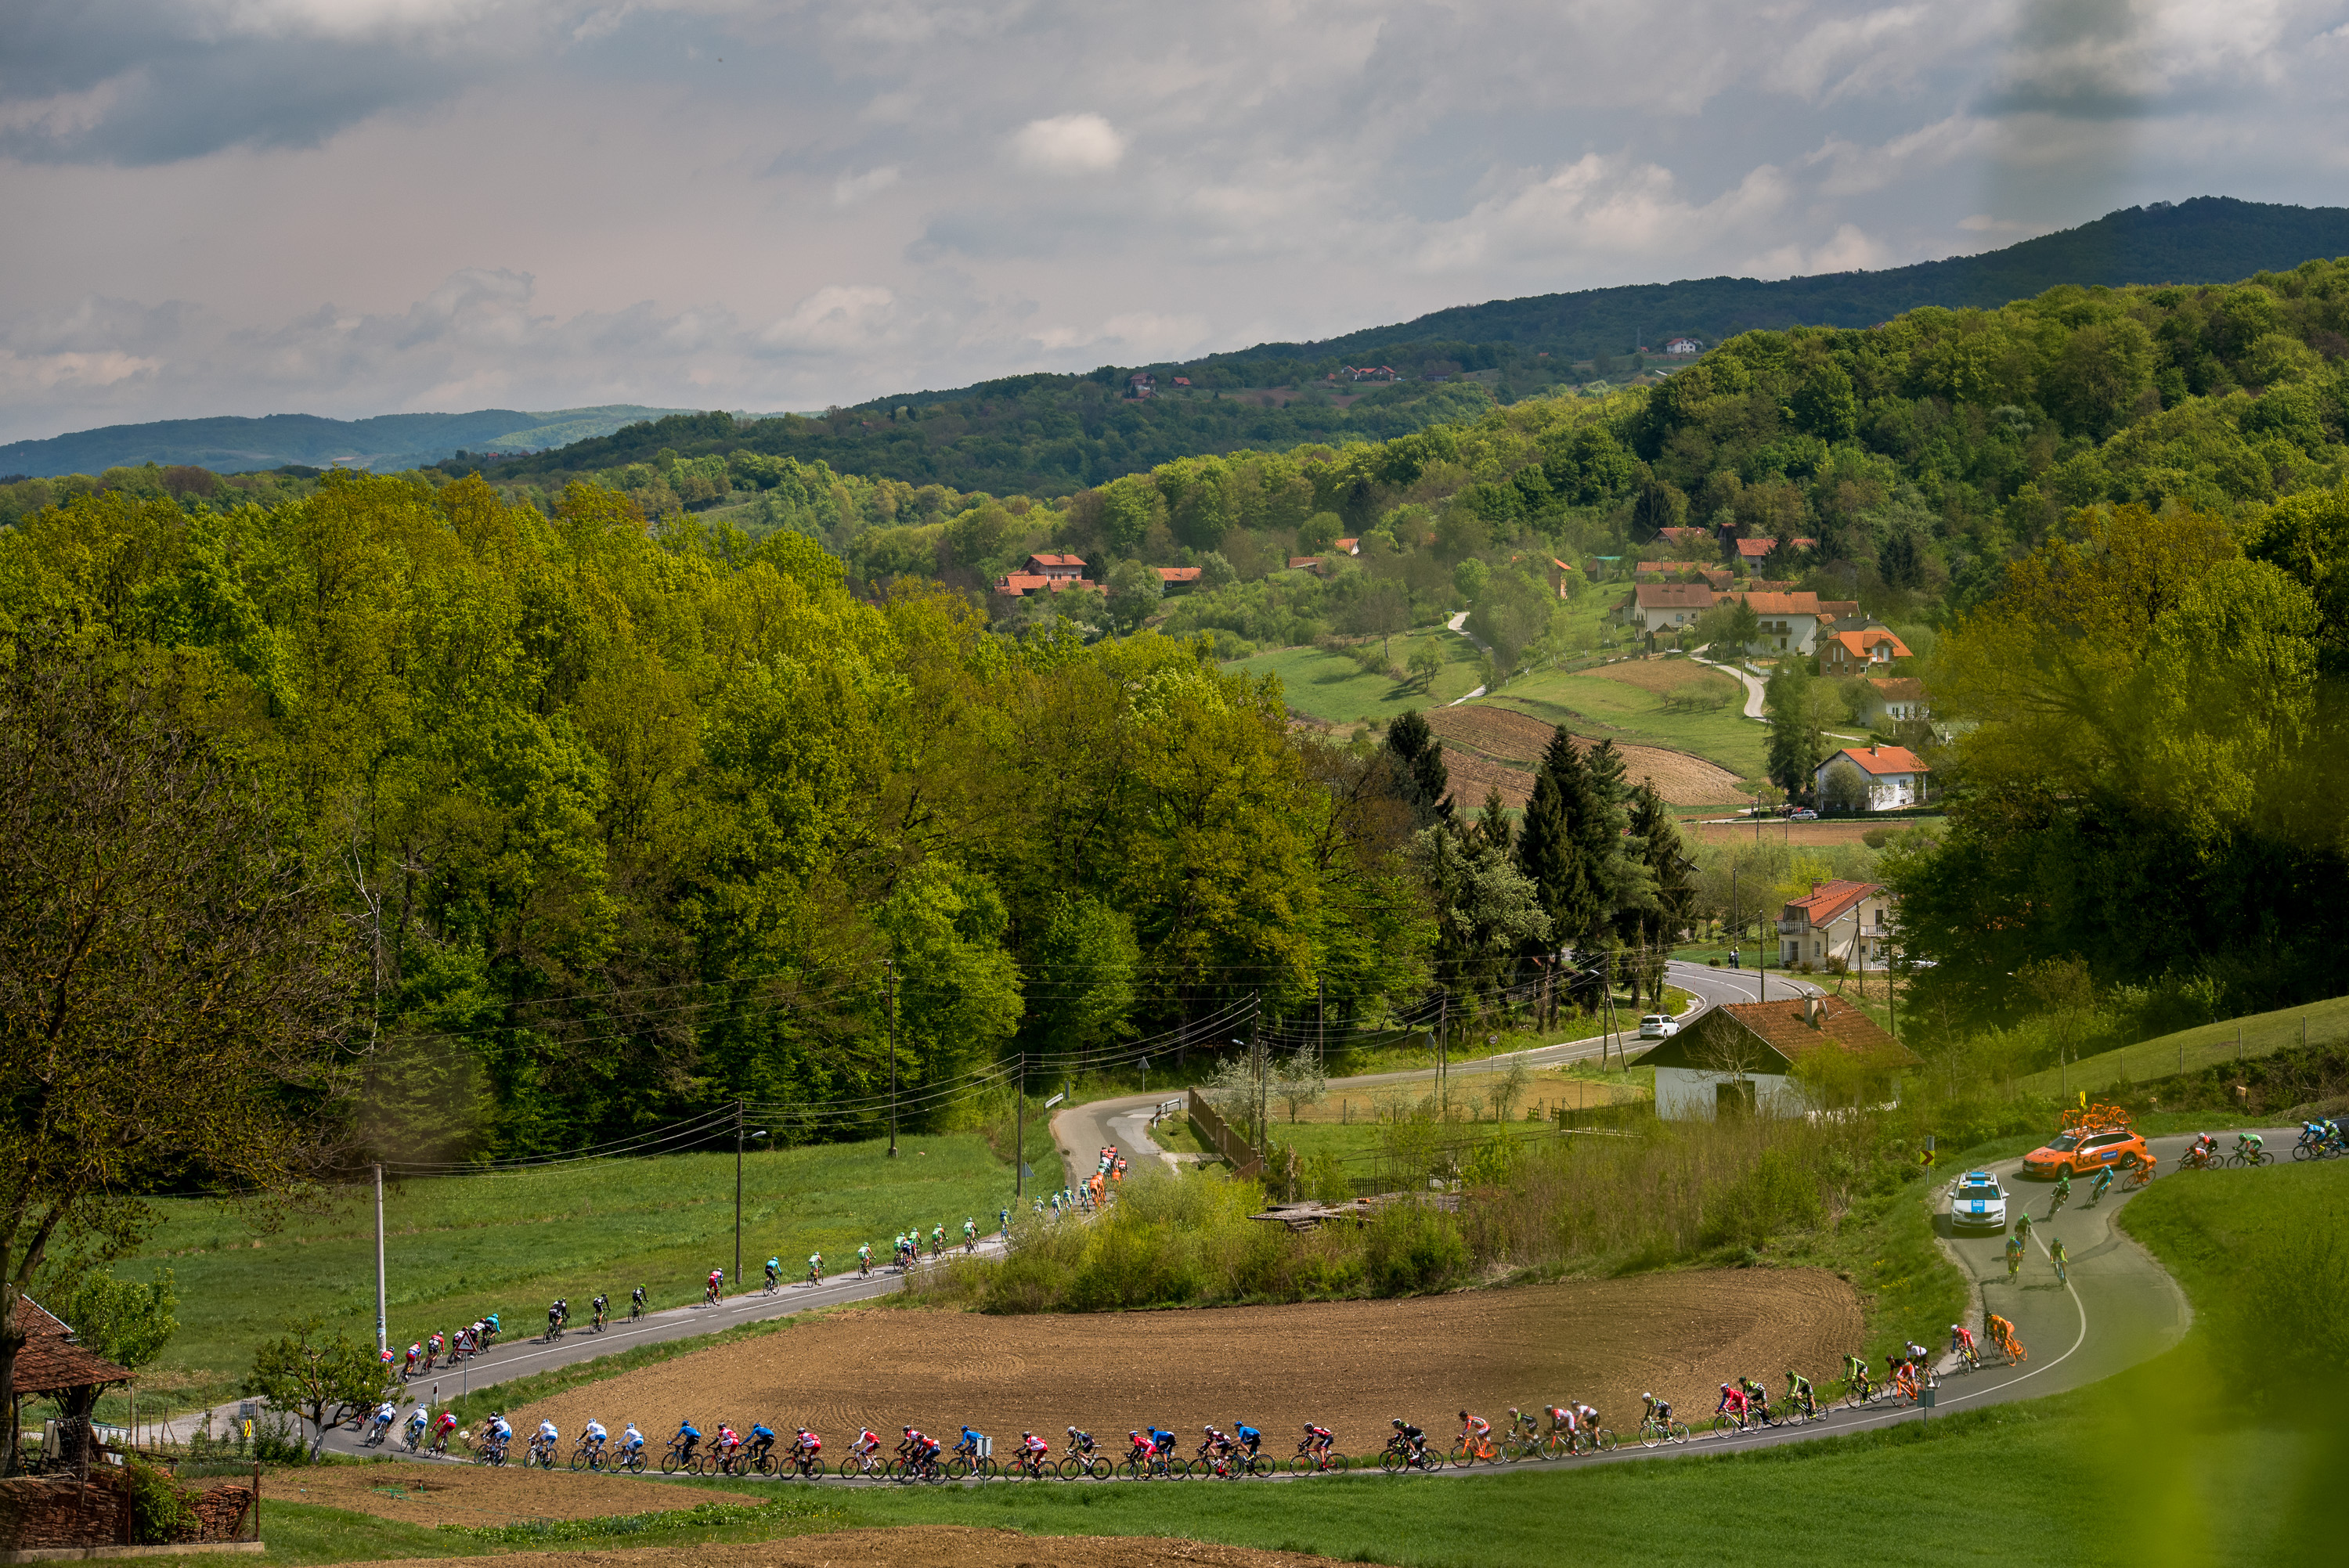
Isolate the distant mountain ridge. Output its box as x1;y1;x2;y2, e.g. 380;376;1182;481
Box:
0;405;693;479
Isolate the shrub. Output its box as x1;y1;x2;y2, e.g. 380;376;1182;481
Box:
1362;1202;1470;1294
126;1462;199;1545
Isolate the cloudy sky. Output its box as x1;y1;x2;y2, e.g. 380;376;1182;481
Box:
4;0;2348;443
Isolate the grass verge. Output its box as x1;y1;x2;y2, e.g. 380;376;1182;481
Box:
2014;992;2349;1100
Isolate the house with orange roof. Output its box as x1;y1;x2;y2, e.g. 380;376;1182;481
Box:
1288;555;1328;575
1153;565;1203;593
1815;742;1930;813
1821;626;1912;677
1712;588;1826;654
992;553;1092;597
1333;537;1361;556
1775;878;1900;971
1633;993;1915;1119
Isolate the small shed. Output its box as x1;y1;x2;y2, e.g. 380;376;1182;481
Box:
1631;996;1917;1120
9;1299;132;1472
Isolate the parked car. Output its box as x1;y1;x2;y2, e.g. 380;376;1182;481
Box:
1638;1014;1680;1040
2021;1125;2150;1180
1949;1171;2008;1231
1788;808;1820;820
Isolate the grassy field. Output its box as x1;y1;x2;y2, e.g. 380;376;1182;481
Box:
2013;992;2349;1098
1226;627;1482;726
105;1130;1038;1412
1478;665;1766;777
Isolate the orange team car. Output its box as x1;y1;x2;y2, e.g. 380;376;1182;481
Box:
2020;1123;2149;1180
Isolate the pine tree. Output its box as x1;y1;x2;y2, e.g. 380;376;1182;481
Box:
1517;726;1601;946
1478;786;1513;852
1383;709;1453;825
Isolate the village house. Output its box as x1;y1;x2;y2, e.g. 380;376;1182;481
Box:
1126;373;1156;398
1716;589;1826;654
1664;336;1704;355
1860;676;1929;725
1622;582;1716;634
1333;537;1361;556
1654;525;1714;550
992;553;1090;597
1776;878;1900;971
1633;995;1916;1119
1153;565;1203;593
1815;743;1931;812
1820;626;1912;677
1288;555;1329;575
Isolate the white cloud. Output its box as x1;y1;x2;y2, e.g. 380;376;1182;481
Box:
758;285;904;354
1009;112;1127;175
833;165;901;205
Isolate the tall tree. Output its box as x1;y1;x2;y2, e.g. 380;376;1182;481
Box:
1516;726;1601;947
1383;710;1452;825
0;643;352;1472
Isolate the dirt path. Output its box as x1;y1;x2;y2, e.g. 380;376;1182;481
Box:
506;1273;1862;1453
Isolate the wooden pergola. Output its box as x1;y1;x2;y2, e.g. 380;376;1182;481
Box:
9;1299;132;1475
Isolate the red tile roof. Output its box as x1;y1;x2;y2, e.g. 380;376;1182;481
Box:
1825;629;1912;661
1734;537;1777;558
1866;676;1927;700
13;1298;132;1395
1722;590;1821;615
1716;995;1915;1067
1288;556;1326;571
1828;744;1928;776
1634;583;1716;608
1027;553;1088;570
1334;538;1360;554
1153;566;1203;583
1784;878;1881;926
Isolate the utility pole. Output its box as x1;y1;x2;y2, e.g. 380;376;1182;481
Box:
886;958;898;1158
1600;951;1618;1069
1317;978;1326;1072
734;1099;745;1291
1014;1054;1026;1205
373;1163;387;1357
1438;992;1448;1114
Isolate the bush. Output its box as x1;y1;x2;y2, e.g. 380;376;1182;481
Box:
247;1412;312;1465
1362;1202;1470;1294
126;1462;199;1545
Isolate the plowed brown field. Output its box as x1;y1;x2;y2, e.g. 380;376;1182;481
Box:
355;1526;1351;1568
1425;706;1744;807
508;1274;1858;1455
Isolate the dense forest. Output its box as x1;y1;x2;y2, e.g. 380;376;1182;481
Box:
9;255;2349;1159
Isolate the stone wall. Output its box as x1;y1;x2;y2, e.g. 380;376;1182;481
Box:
0;1472;130;1552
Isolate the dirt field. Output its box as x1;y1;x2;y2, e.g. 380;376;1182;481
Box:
269;1462;711;1527
1580;660;1739;700
508;1274;1859;1455
360;1526;1353;1568
1426;706;1745;807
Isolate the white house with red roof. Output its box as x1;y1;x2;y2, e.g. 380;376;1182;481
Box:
1715;588;1826;654
1622;582;1715;633
1777;878;1900;970
993;553;1092;597
1815;743;1930;813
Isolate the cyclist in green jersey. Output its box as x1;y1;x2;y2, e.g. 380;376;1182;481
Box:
2004;1231;2025;1278
2015;1210;2034;1242
1784;1370;1815;1417
2049;1237;2069;1285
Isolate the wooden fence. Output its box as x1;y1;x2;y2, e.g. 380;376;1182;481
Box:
1186;1088;1264;1180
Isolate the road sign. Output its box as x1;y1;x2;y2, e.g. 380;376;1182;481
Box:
1044;1093;1065;1108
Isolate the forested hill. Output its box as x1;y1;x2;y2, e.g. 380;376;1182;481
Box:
1254;196;2349;367
471;197;2349;499
0;405;691;479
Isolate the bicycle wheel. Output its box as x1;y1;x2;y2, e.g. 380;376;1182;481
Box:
2254;1151;2274;1166
1710;1414;1738;1436
980;1457;1002;1481
1116;1458;1144;1481
660;1451;683;1475
1286;1453;1317;1476
1378;1448;1405;1475
946;1456;974;1480
569;1446;590;1472
1590;1428;1617;1452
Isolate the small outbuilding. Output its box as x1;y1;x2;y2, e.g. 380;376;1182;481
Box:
1631;995;1917;1120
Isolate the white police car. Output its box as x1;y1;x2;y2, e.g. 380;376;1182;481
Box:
1949;1171;2008;1231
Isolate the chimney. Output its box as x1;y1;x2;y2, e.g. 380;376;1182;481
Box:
1803;996;1824;1028
1810;879;1822;896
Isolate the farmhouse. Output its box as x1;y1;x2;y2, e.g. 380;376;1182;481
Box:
1777;878;1899;970
1821;627;1912;676
992;553;1092;598
1153;565;1203;592
1860;676;1929;724
1816;743;1931;811
1622;582;1716;633
1633;996;1916;1120
1715;589;1826;654
1664;336;1704;355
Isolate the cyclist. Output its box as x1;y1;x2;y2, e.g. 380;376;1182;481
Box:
403;1341;422;1378
2014;1209;2034;1245
964;1217;977;1252
1640;1392;1673;1429
846;1428;882;1469
1390;1417;1428;1465
629;1288;644;1319
1457;1408;1492;1458
807;1252;824;1285
932;1224;946;1258
1716;1382;1748;1426
1506;1406;1539;1449
2051;1236;2069;1285
2089;1165;2116;1205
1232;1419;1262;1461
1951;1321;1979;1367
582;1418;608;1460
673;1417;702;1465
1127;1430;1160;1471
428;1330;446;1367
546;1299;562;1337
1785;1370;1816;1417
621;1422;645;1463
433;1409;459;1454
2235;1131;2264;1160
1738;1376;1773;1425
368;1400;396;1444
482;1311;501;1345
1301;1422;1333;1463
591;1293;608;1330
719;1422;746;1470
1199;1426;1232;1473
1147;1422;1178;1462
1573;1400;1600;1441
954;1425;987;1463
857;1243;872;1277
1903;1338;1930;1373
705;1268;723;1305
485;1412;514;1462
2050;1170;2071;1213
905;1426;943;1472
403;1406;429;1448
1000;1207;1010;1238
1017;1431;1050;1475
1543;1401;1577;1445
1066;1426;1097;1460
765;1257;781;1291
2004;1230;2026;1278
525;1418;554;1467
1841;1351;1871;1397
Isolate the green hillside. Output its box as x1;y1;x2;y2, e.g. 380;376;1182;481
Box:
470;196;2349;499
2016;994;2349;1099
